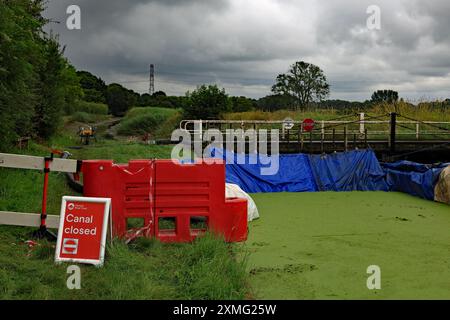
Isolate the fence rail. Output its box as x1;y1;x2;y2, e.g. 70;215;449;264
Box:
180;116;450;141
178;113;450;156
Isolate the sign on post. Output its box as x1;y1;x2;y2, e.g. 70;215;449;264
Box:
55;196;111;267
302;118;315;132
282;117;295;130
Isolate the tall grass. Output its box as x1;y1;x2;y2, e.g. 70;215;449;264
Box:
69;111;108;124
0;139;249;300
117;107;181;137
371;101;450;121
0;227;248;299
224;101;450;122
68;100;108;115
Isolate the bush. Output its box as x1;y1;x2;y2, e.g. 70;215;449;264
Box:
70;111;96;123
184;84;231;119
106;83;137;116
68;100;108;115
117;107;181;136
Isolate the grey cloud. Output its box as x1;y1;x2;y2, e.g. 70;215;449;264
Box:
44;0;450;100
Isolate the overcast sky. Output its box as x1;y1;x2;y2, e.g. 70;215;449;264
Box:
44;0;450;101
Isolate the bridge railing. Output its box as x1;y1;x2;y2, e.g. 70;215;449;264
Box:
180;117;450;141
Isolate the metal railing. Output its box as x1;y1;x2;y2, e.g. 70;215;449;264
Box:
180;117;450;141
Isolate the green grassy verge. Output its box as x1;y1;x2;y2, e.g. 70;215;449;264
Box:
69;112;110;124
247;192;450;299
71;101;109;115
0;229;248;299
0;131;249;300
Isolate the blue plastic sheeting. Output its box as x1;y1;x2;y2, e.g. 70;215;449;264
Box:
309;150;389;192
209;148;318;193
381;161;449;200
208;148;388;193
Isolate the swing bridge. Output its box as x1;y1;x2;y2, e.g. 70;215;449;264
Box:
178;113;450;162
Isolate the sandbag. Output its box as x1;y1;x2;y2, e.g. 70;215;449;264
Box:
435;166;450;204
226;183;260;221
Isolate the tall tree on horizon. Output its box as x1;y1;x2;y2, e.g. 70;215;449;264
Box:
371;89;399;104
272;61;330;110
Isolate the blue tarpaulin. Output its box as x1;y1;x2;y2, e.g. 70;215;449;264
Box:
209;149;388;193
309;150;389;192
209;148;318;193
381;161;449;200
208;148;446;199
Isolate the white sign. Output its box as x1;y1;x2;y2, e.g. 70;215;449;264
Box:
283;117;295;130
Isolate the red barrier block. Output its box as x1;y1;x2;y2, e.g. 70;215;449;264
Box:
81;159;247;243
154;159;247;243
81;160;154;238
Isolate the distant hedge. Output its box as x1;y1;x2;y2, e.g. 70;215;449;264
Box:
67;100;108;115
117;107;180;136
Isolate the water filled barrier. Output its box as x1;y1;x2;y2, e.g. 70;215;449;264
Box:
81;159;248;243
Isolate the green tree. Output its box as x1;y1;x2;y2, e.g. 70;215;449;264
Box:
256;95;296;112
106;83;137;116
0;0;81;146
272;61;330;110
184;85;231;119
371;90;399;104
139;93;153;106
76;70;107;103
230;96;255;112
0;0;44;147
34;36;79;139
153;91;166;97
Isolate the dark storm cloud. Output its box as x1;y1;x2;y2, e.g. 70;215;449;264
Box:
44;0;450;100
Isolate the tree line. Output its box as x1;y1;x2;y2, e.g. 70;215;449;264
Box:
2;0;448;149
0;0;81;149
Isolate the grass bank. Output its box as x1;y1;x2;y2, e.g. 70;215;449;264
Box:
0;228;248;299
0;131;249;299
117;107;181;138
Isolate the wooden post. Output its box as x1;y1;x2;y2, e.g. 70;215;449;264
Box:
321;120;325;141
332;129;336;151
300;126;304;152
365;129;368;148
390;112;397;153
359;113;365;134
416;122;420;140
344;126;348;151
287;129;290;152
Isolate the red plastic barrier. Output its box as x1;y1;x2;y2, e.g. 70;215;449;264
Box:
82;160;154;239
81;159;247;243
